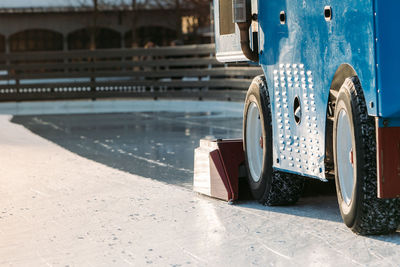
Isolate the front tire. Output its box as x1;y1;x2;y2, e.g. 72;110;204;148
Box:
333;77;400;235
243;76;303;205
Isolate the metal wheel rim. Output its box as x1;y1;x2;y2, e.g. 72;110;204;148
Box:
337;109;355;206
246;102;263;183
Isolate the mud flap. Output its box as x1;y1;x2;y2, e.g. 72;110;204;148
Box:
193;139;246;202
376;126;400;198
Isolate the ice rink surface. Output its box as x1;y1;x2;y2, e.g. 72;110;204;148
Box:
0;100;399;266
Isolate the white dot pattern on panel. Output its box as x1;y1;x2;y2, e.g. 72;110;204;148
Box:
273;64;322;176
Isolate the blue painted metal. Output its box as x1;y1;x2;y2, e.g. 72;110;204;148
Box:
257;0;377;179
373;1;400;122
214;0;400;179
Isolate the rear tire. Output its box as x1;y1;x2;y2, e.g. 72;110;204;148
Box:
333;77;400;235
243;76;303;205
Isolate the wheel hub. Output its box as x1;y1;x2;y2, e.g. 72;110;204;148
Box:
337;109;355;206
246;102;264;183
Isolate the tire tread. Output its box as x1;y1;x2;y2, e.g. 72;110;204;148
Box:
341;77;400;235
261;170;304;206
246;76;304;206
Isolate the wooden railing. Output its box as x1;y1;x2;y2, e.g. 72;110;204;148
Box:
0;44;263;102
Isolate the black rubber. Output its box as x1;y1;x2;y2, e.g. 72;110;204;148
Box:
243;75;304;206
333;76;400;235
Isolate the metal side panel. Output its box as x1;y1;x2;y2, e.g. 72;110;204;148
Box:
258;0;376;179
374;0;400;119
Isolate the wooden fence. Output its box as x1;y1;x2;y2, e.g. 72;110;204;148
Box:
0;44;262;102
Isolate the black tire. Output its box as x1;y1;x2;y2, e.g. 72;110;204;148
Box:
243;76;303;205
333;77;400;235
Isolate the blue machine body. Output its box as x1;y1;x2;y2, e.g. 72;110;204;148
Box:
214;0;400;180
374;1;400;120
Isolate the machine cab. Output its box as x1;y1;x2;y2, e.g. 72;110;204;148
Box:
213;0;258;63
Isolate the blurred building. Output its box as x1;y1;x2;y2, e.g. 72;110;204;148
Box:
0;3;211;53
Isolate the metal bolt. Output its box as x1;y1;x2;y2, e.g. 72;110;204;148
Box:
383;120;389;127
